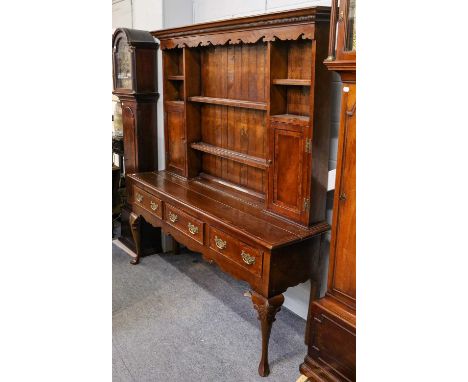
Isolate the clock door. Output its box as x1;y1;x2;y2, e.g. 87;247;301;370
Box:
328;83;356;307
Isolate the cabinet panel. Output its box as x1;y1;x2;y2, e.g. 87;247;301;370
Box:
268;125;309;223
166;109;186;175
329;83;356;304
310;304;356;381
121;103;137;174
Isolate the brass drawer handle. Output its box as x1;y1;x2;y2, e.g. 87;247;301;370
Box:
214;235;227;250
136;193;143;203
241;250;255;265
168;211;178;223
188;222;199;235
150;201;159;211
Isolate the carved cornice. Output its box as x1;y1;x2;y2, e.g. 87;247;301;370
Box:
153;7;330;49
160;24;314;49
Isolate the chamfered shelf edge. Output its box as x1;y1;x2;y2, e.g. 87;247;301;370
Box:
188;96;267;110
190;142;271;169
167;75;184;80
272;79;311;86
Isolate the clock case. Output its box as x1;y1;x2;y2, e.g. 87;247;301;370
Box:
112;28;161;255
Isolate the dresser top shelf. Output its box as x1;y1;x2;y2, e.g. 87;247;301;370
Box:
128;171;329;250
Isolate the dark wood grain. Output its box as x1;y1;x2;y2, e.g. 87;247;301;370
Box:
251;292;285;377
130;8;333;377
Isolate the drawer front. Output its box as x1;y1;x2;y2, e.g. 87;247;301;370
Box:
209;227;263;277
311;307;356;380
133;186;162;219
164;203;204;245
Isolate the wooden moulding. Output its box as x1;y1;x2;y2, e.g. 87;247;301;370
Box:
272;79;311;86
190;142;271;170
188;96;267;111
167;75;185;80
152;7;331;49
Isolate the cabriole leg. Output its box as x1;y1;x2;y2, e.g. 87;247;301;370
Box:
129;212;141;265
251;291;285;377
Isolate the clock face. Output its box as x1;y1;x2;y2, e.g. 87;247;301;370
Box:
114;37;132;89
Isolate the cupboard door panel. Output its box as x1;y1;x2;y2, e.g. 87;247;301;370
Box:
329;83;356;304
269;126;309;223
121;103;137;174
166;109;186;175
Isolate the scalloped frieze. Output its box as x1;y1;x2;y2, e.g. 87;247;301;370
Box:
160;24;314;50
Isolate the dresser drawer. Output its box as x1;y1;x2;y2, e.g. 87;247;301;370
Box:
133;186;162;219
209;227;263;277
164;204;204;244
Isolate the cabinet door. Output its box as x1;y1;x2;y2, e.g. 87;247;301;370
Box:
121;103;137;174
165;107;186;176
328;83;356;307
268;123;310;224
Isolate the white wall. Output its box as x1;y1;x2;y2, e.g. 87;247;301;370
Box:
193;0;330;23
112;0;133;28
112;0;164;30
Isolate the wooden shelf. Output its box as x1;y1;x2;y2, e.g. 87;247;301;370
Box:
188;96;267;111
270;114;310;126
272;79;311;86
167;75;184;81
190;142;271;170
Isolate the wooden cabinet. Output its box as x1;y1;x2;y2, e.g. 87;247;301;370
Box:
301;1;356;380
127;8;333;377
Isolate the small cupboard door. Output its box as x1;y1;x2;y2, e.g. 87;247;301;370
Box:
165;104;186;176
268;122;310;224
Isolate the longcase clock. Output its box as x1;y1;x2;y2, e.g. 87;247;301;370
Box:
112;28;161;257
300;0;356;380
